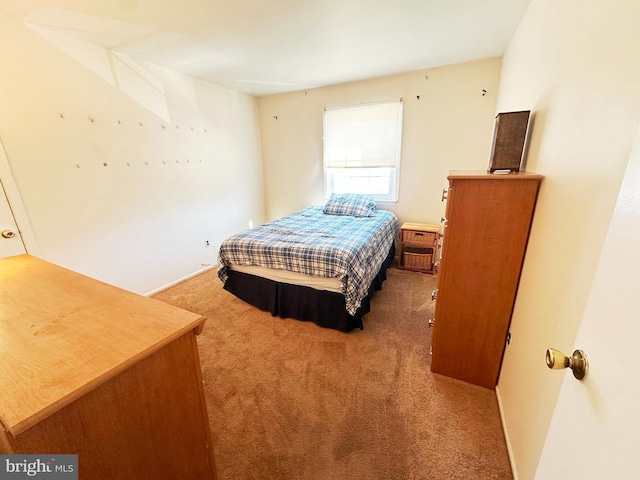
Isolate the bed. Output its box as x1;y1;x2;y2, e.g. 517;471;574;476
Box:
217;194;400;331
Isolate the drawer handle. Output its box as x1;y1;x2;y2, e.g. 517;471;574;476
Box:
431;289;438;301
428;318;435;328
441;188;448;201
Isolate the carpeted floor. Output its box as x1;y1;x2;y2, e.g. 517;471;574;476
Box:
152;265;513;480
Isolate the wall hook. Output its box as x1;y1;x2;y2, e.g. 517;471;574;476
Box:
88;116;95;123
482;89;487;96
272;115;278;120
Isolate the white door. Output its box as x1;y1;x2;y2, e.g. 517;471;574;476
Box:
534;125;640;478
0;180;26;258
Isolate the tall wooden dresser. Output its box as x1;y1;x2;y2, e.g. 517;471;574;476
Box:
0;255;217;479
430;171;543;389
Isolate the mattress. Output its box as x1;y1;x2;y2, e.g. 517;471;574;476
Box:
228;264;342;293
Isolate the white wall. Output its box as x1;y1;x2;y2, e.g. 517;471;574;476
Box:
0;14;265;294
494;1;640;478
257;58;502;224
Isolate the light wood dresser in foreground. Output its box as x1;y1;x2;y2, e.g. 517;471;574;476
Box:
0;255;217;479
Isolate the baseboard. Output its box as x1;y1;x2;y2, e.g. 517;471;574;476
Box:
496;385;519;480
144;264;217;297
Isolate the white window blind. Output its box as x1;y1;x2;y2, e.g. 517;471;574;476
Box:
324;100;403;169
323;100;403;202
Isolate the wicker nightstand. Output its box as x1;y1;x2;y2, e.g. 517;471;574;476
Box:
398;223;440;274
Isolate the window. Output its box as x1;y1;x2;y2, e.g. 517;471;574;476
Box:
323;100;403;202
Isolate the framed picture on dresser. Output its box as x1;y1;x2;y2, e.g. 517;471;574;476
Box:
487;110;531;173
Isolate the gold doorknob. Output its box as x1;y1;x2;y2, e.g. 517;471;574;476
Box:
1;229;16;239
546;348;588;380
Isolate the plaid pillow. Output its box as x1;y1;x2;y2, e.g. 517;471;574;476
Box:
323;193;377;217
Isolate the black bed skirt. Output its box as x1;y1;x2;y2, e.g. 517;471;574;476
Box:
222;244;395;332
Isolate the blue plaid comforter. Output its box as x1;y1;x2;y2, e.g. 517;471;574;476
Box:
218;206;399;315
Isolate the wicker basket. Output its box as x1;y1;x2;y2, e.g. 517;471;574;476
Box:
403;252;433;271
401;230;438;245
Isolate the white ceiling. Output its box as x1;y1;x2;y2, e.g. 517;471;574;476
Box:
1;0;532;96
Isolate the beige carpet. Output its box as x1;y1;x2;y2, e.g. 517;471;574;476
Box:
153;266;513;480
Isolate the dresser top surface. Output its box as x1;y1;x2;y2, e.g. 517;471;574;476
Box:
0;254;205;435
448;170;544;180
